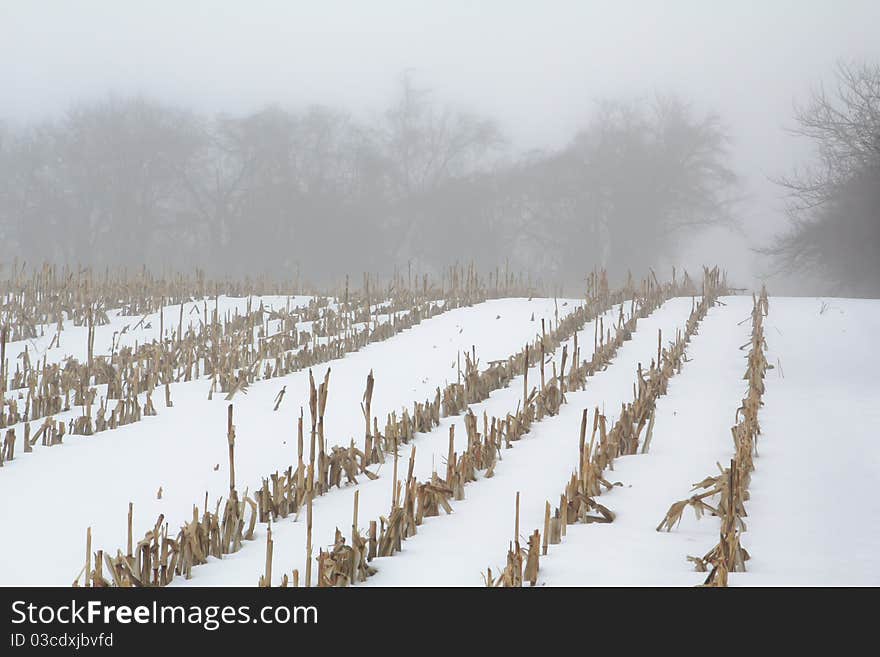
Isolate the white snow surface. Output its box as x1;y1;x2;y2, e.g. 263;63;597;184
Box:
361;296;695;586
0;296;577;586
4;295;315;371
538;296;880;586
1;295;878;586
738;297;880;586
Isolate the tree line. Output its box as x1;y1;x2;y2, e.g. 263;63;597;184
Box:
0;74;741;288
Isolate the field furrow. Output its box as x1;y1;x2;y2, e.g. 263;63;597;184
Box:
536;296;752;585
359;297;695;586
0;297;572;585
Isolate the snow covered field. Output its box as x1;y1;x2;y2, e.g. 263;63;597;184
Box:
740;298;880;585
538;296;880;586
0;293;877;586
0;296;577;586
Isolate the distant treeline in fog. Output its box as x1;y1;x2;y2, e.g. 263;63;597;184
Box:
0;64;876;295
0;74;738;287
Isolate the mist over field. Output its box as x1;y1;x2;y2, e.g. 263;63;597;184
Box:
2;1;879;295
0;3;879;605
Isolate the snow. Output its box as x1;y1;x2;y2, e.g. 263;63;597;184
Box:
738;298;880;586
0;296;577;586
359;296;695;586
529;297;880;587
537;296;754;586
4;295;315;371
176;297;621;586
1;294;878;587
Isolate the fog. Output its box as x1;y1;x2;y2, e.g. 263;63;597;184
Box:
2;1;879;294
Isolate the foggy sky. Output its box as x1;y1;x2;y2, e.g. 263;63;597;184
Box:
2;1;879;284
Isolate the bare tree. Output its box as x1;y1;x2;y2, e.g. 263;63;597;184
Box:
765;61;880;295
382;72;504;198
381;73;505;268
37;98;202;269
533;96;738;281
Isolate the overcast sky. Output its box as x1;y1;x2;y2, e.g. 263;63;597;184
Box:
2;0;879;270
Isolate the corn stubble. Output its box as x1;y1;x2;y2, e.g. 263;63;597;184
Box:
655;287;770;587
65;265;538;587
304;271;703;588
491;267;726;586
57;265;743;589
3;263;517;473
